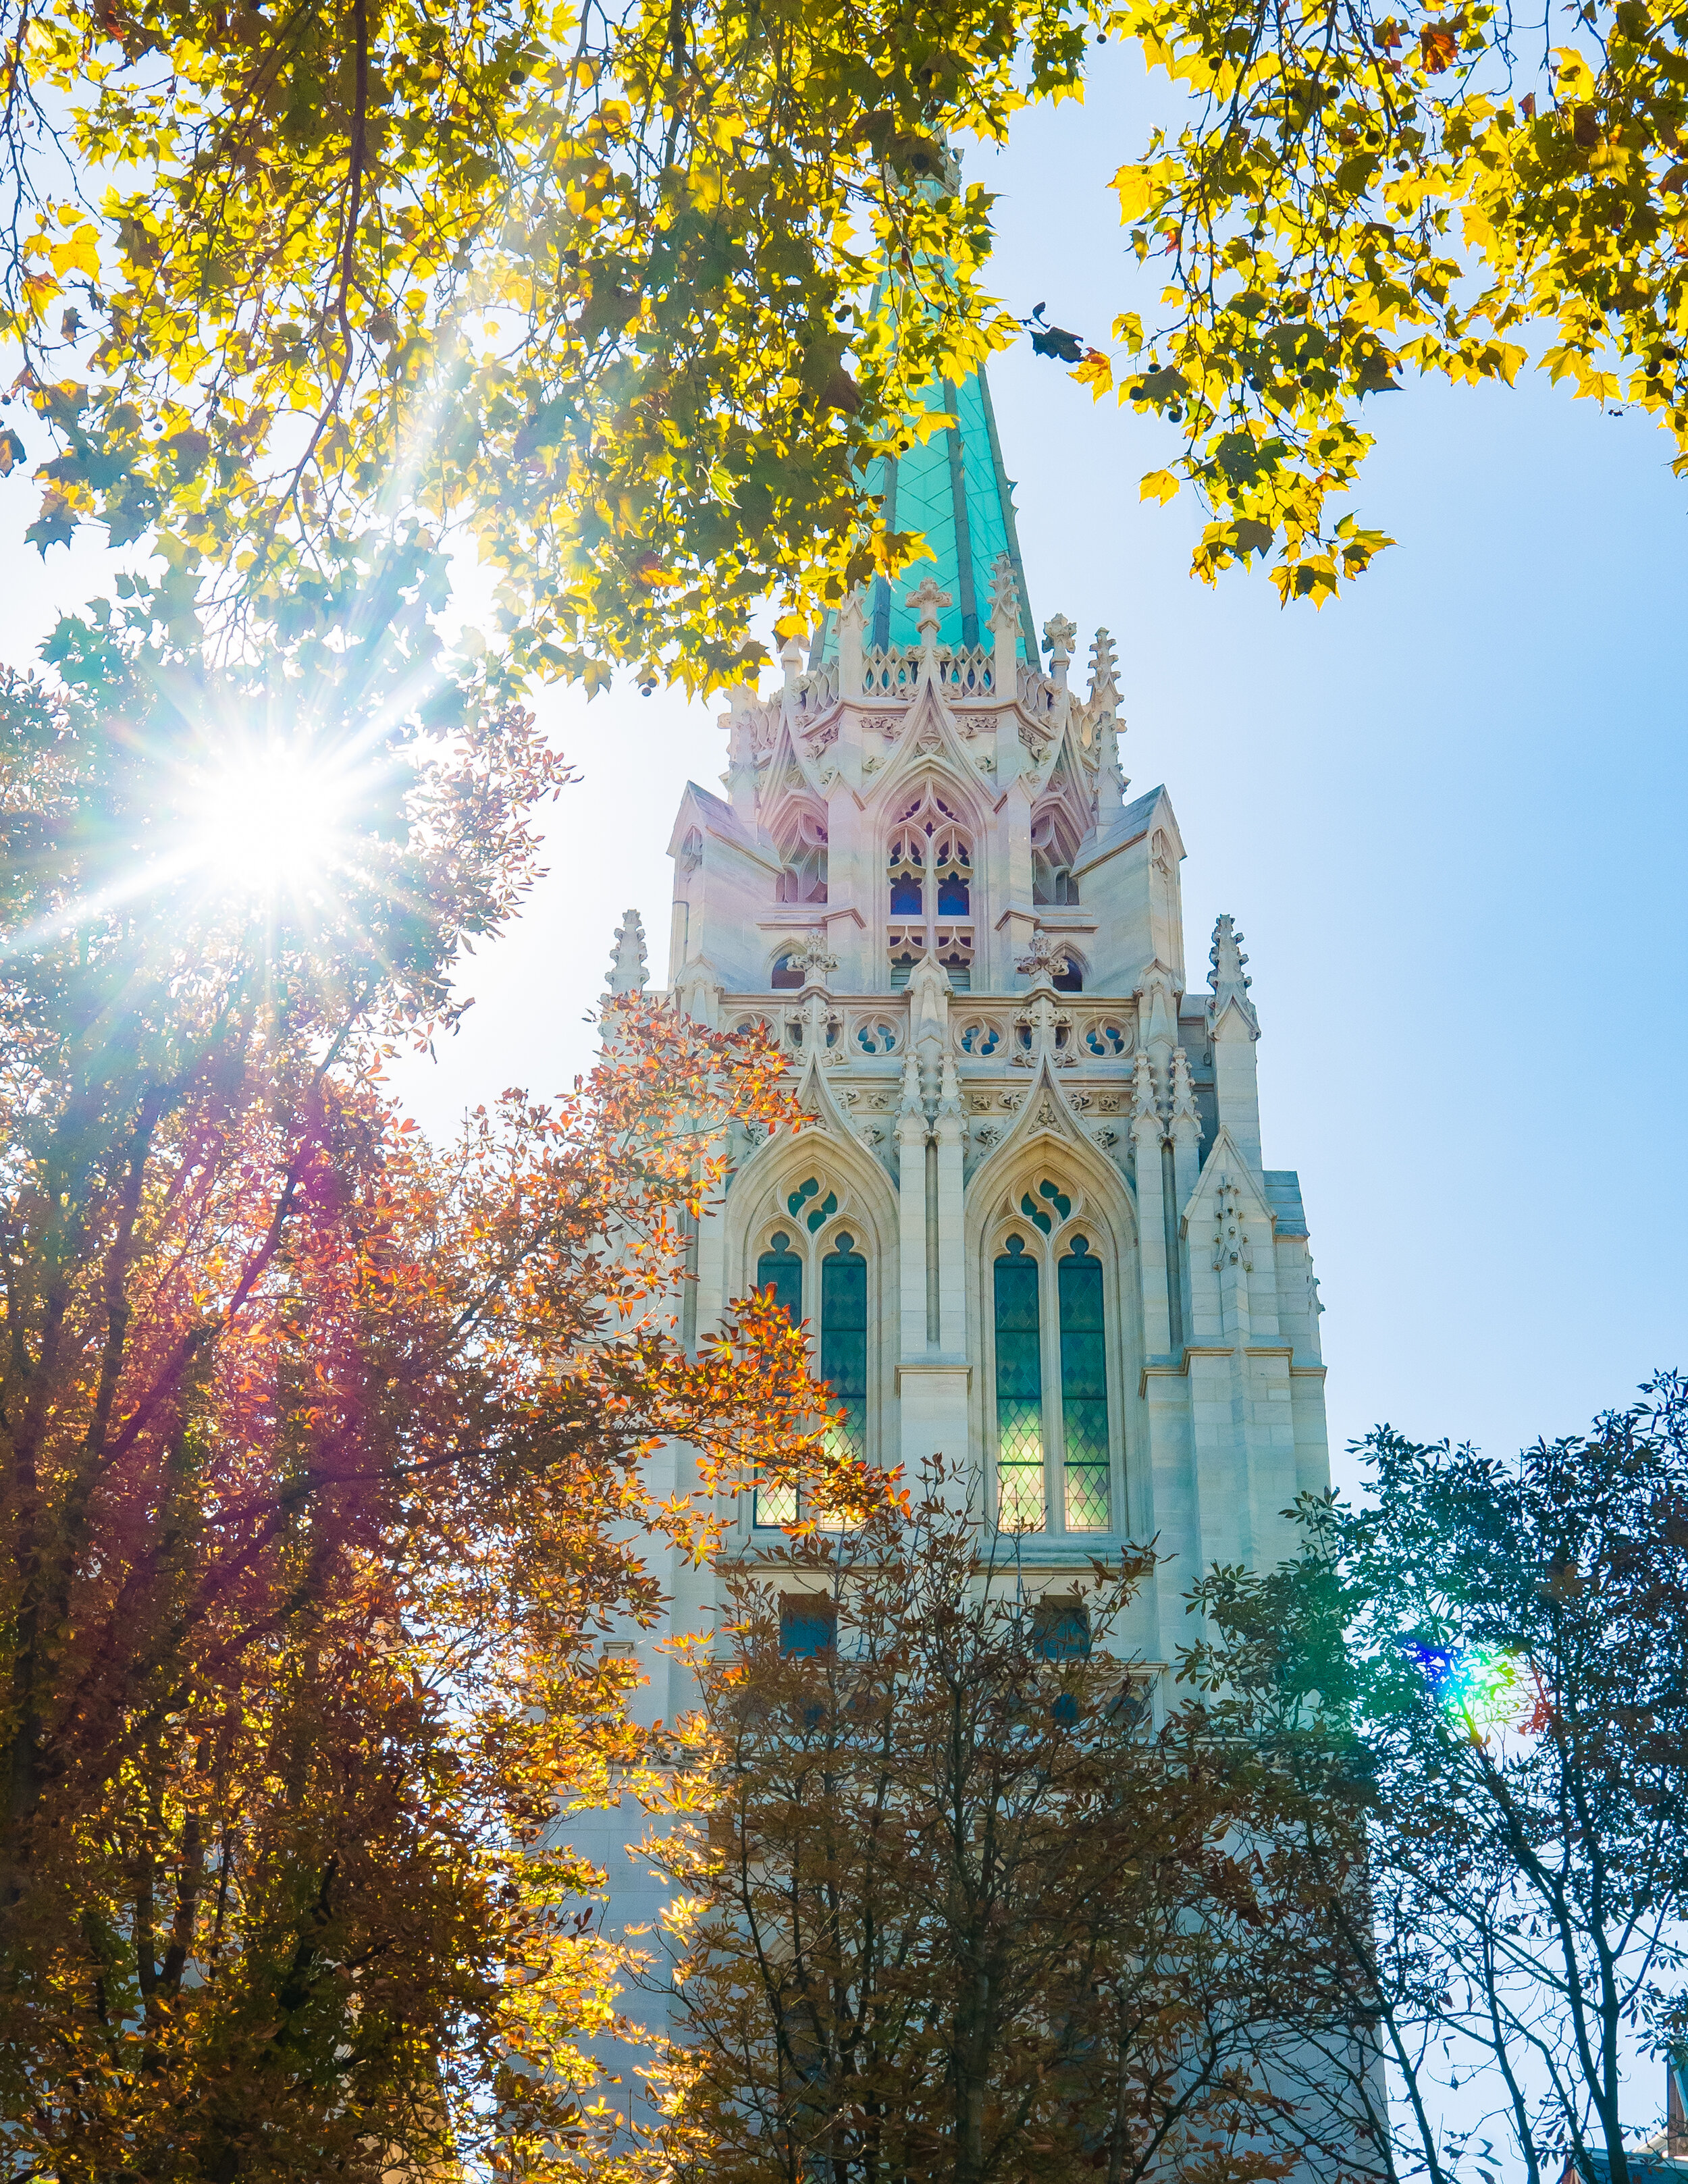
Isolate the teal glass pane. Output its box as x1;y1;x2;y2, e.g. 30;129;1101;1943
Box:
756;1244;803;1325
1039;1179;1072;1223
994;1243;1045;1531
781;1601;836;1657
821;1243;868;1462
754;1240;802;1524
1059;1240;1110;1532
1033;1600;1090;1660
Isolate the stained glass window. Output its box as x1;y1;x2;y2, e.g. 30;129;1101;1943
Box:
754;1233;802;1524
787;1176;838;1233
820;1234;868;1463
994;1236;1045;1531
1059;1237;1110;1531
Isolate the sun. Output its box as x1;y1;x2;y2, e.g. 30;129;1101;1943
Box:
190;741;353;897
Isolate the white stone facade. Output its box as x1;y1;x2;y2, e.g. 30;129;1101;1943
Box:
579;500;1331;2106
614;549;1329;1686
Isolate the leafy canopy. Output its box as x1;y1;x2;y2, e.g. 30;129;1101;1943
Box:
0;630;856;2175
3;0;1683;658
1195;1378;1688;2184
0;0;1082;692
1090;0;1688;602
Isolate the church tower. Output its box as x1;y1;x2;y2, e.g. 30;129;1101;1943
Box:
575;366;1333;2086
625;356;1330;1684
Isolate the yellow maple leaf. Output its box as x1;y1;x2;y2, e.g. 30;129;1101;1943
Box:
50;225;100;279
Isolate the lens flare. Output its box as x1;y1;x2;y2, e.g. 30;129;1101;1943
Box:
1406;1641;1537;1733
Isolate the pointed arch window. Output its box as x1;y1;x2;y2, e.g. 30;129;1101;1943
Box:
991;1223;1114;1535
888;782;974;991
993;1237;1046;1531
1058;1238;1110;1530
820;1233;867;1462
751;1215;874;1527
888;829;924;916
754;1231;804;1525
756;1231;803;1320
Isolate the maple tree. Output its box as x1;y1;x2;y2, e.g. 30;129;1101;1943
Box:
3;0;1683;660
1196;1377;1688;2184
0;0;1079;693
0;624;843;2177
1088;0;1688;602
648;1456;1384;2184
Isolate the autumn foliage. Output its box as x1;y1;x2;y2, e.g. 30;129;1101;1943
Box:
649;1458;1384;2184
0;648;830;2177
2;0;1685;661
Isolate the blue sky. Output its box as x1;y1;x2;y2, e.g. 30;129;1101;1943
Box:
3;51;1684;1485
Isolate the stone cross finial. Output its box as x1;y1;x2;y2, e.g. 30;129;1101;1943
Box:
797;930;839;983
1043;612;1077;690
780;631;806;691
606;908;649;998
905;576;952;653
1015;929;1071;986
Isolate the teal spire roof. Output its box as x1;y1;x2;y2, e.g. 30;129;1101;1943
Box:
812;365;1038;667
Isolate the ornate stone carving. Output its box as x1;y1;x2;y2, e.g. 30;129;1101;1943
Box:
1211;1175;1254;1273
797;931;839;982
1088;627;1120;711
1128;1053;1163;1141
1168;1047;1202;1134
1042;612;1077;673
604;907;648;998
988;554;1020;631
1207;913;1260;1040
1016;930;1072;984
